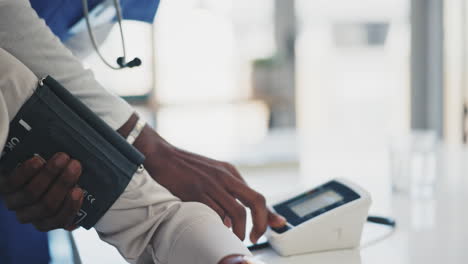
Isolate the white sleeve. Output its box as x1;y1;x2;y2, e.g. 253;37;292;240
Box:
95;170;252;264
0;92;9;150
0;0;133;129
0;47;38;150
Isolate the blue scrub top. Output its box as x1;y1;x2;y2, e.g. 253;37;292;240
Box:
0;1;160;263
30;0;160;41
0;202;50;264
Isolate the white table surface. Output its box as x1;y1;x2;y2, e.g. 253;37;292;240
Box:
73;145;468;264
249;145;468;264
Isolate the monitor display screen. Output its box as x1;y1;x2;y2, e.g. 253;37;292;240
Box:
289;190;344;218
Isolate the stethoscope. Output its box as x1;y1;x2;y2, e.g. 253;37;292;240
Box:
81;0;142;69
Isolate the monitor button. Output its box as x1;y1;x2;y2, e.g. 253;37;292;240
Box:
272;225;291;234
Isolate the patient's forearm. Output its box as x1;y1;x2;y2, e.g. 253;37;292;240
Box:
94;169;250;264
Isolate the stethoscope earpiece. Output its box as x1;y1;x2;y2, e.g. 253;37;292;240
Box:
82;0;142;70
117;57;142;68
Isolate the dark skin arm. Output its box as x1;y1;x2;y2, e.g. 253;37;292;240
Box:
118;113;286;243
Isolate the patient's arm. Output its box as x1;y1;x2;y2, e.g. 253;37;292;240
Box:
94;168;251;264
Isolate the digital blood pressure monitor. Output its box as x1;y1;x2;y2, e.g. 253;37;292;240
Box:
265;178;372;256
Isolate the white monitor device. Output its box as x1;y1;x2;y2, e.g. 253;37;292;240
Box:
266;178;372;256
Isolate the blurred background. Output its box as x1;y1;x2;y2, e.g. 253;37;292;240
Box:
50;0;468;262
82;0;412;175
78;0;415;195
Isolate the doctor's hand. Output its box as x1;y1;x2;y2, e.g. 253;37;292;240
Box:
119;114;286;243
142;133;286;243
0;153;84;231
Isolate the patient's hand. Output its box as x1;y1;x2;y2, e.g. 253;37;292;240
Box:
122;115;286;243
0;153;84;231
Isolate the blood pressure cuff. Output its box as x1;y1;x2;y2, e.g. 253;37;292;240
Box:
0;76;145;229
